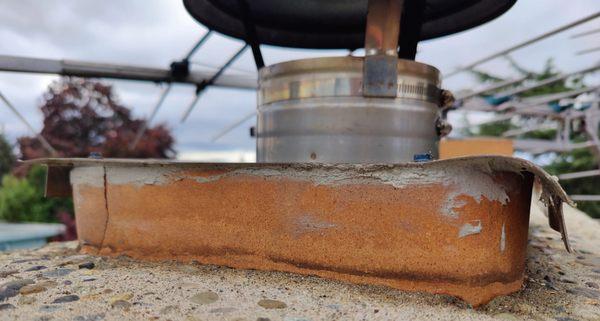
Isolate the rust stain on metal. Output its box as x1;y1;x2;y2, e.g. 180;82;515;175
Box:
32;156;573;307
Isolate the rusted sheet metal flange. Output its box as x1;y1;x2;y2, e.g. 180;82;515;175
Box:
32;156;572;307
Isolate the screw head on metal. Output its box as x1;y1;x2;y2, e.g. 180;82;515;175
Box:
88;152;103;159
413;153;433;162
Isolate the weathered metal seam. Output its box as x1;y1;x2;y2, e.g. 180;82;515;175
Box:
98;165;110;251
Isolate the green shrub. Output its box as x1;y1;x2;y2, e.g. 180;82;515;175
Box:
0;134;15;181
0;165;73;222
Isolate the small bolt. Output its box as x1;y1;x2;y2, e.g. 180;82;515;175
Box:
413;153;433;162
78;262;95;270
88;152;103;159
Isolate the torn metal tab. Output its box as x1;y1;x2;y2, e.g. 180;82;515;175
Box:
459;220;482;238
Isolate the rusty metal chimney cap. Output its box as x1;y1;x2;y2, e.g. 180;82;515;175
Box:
183;0;517;49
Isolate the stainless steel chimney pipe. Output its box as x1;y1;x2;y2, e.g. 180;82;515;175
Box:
256;56;441;163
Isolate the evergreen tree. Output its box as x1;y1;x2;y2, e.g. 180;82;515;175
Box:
0;134;15;182
468;59;599;218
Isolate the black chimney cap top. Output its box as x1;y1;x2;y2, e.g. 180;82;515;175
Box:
183;0;516;49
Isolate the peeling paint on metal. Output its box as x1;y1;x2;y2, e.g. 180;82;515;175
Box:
188;163;511;215
70;166;105;188
106;167;179;187
70;166;105;205
194;175;224;184
500;223;506;252
77;160;512;220
442;195;468;218
35;155;575;202
71;159;529;222
293;214;337;237
458;220;482;238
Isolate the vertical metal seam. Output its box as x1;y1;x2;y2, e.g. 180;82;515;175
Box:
98;165;110;252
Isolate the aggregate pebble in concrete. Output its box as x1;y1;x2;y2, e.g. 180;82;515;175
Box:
18;284;46;295
42;268;74;278
189;291;219;305
0;303;15;311
52;294;80;303
24;265;47;272
258;299;288;309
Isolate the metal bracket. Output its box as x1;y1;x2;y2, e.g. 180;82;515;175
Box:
237;0;265;69
170;30;214;81
363;55;398;97
170;59;190;80
362;0;403;98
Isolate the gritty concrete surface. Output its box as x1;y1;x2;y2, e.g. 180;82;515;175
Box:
0;201;599;321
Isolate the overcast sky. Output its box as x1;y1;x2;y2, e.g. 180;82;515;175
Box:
1;0;599;159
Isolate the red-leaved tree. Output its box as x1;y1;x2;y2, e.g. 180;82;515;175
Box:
19;77;175;160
